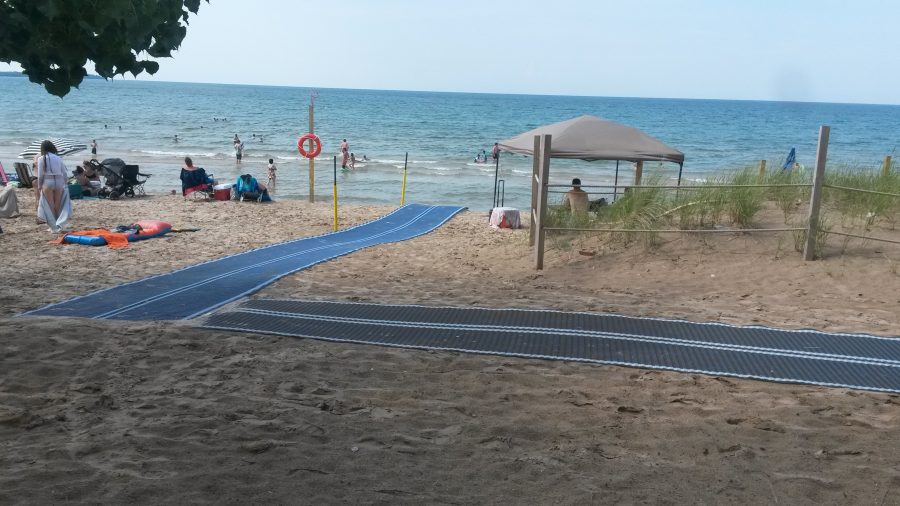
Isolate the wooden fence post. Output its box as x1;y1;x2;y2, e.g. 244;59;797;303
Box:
528;135;541;247
634;160;644;186
758;160;766;182
533;134;552;270
883;155;892;177
804;125;830;261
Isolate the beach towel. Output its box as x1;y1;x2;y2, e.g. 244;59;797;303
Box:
0;185;19;218
37;187;72;232
50;229;130;248
51;220;172;248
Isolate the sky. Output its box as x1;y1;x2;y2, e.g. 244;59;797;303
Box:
4;0;900;104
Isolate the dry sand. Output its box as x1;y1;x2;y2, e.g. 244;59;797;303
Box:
1;189;899;505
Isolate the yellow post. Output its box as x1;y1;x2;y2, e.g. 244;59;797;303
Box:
308;104;315;203
883;155;892;177
332;156;338;231
758;160;767;182
332;183;338;231
400;152;408;206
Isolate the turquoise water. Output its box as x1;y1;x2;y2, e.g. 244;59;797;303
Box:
2;76;899;210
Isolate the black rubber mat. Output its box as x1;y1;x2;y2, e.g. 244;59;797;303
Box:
202;299;900;394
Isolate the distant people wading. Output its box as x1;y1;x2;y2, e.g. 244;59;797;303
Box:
340;138;350;170
90;139;98;156
233;134;244;164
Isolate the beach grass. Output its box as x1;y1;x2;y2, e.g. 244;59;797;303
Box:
545;164;900;255
824;165;900;229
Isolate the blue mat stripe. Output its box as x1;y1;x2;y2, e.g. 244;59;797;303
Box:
23;204;464;320
201;300;900;394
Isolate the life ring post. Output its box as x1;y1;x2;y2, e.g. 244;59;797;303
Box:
297;133;322;159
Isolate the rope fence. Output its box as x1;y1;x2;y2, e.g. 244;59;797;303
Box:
823;184;900;198
545;227;805;234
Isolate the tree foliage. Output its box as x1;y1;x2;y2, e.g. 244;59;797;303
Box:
0;0;205;97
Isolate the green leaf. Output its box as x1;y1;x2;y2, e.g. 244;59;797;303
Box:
2;0;208;97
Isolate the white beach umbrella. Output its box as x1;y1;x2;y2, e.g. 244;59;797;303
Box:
19;137;88;158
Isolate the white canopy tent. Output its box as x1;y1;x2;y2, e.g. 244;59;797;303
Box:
495;116;685;269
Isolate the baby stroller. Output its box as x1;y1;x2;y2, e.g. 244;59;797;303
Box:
89;158;151;199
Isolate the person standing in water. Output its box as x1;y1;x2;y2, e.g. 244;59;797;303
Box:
266;158;277;190
340;138;350;170
233;134;244;164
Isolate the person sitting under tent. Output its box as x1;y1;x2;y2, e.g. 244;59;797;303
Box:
563;178;590;215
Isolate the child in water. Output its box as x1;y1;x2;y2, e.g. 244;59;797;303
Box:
266;158;276;190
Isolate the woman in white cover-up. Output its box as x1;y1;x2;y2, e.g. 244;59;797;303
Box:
36;140;72;233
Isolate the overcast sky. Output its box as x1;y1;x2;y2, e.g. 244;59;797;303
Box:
4;0;899;104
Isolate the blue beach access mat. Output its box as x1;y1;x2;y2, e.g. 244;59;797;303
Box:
24;204;465;321
203;299;900;394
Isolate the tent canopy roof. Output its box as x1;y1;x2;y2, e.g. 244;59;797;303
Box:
498;115;684;164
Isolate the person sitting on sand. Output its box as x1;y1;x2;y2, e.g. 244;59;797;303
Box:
72;167;97;196
81;161;101;183
563;178;590;215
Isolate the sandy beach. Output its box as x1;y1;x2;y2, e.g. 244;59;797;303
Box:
2;188;900;505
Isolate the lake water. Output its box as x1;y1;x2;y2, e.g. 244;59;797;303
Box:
1;76;898;210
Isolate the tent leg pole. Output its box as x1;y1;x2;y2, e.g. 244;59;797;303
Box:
614;160;619;201
492;154;500;208
529;136;540;247
534;134;552;270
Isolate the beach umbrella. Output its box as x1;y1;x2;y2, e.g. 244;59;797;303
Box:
18;138;88;158
782;147;796;170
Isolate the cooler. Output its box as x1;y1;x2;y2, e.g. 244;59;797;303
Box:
213;187;232;201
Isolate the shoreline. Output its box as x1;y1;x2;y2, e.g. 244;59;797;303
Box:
2;188;899;503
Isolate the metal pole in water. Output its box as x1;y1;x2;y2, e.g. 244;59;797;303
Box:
400;152;409;206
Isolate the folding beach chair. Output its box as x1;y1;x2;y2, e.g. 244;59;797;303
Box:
122;164;151;196
13;162;36;188
180;167;214;199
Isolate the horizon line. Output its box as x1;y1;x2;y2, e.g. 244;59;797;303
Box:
2;70;899;107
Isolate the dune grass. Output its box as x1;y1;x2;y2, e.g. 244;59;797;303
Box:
824;166;900;229
544;164;900;255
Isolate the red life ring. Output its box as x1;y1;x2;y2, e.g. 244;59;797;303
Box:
297;133;322;159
